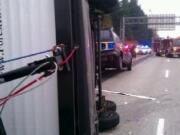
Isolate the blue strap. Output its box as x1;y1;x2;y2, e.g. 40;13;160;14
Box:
0;49;51;64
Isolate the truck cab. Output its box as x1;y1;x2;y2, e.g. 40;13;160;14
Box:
153;38;172;56
166;38;180;57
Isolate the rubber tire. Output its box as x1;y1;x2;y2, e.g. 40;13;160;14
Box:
116;56;123;70
127;60;132;71
166;54;173;58
99;111;120;132
104;100;116;112
156;53;160;56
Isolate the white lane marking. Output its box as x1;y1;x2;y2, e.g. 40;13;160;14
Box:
165;70;169;78
101;89;156;101
167;59;170;62
157;118;165;135
124;102;128;105
164;89;168;92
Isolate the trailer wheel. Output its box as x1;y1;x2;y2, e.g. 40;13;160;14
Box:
104;100;116;112
99;111;120;132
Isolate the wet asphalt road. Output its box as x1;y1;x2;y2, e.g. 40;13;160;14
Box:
100;55;180;135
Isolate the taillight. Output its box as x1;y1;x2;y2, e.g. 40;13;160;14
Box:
108;42;115;49
124;45;129;49
123;45;129;51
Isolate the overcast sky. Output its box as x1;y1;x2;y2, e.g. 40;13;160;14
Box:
138;0;180;38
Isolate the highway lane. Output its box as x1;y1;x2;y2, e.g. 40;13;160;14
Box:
100;55;180;135
102;54;152;82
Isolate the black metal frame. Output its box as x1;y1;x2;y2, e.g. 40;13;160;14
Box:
54;0;97;134
92;13;103;110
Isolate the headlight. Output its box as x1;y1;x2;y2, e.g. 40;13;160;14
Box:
135;48;139;53
173;47;177;51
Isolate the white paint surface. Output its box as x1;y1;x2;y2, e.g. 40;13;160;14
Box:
165;70;169;78
0;0;59;135
157;118;165;135
101;89;156;101
164;89;168;92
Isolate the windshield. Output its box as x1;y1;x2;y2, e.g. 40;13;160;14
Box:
100;30;113;41
174;39;180;46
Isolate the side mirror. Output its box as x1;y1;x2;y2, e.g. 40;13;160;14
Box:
90;0;119;14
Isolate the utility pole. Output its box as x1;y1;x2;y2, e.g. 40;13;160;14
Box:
122;17;125;43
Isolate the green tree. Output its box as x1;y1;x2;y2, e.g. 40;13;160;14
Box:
111;0;154;41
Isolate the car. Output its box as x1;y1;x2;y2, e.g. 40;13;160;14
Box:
100;28;132;70
126;43;137;58
166;38;180;57
135;45;152;55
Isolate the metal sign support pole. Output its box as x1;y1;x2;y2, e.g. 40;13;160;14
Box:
122;17;125;43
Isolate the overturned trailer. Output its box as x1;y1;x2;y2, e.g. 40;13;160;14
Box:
0;0;119;135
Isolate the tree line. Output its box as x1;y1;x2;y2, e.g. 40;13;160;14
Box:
111;0;154;41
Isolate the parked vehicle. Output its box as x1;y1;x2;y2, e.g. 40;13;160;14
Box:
124;40;137;58
152;38;162;55
125;43;137;58
135;45;152;55
166;38;180;57
152;38;172;56
100;28;132;70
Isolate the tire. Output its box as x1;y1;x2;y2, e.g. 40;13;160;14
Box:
99;111;120;132
127;60;132;71
166;54;172;58
116;56;123;70
104;100;116;112
156;53;160;56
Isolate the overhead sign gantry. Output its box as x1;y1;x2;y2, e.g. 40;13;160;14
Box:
121;14;180;42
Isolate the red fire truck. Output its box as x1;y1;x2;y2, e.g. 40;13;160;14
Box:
152;38;172;56
166;37;180;57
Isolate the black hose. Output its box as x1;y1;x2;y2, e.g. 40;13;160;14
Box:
0;57;55;84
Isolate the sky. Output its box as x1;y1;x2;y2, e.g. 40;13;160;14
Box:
138;0;180;38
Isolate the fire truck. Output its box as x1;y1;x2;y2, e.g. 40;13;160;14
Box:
165;37;180;57
152;38;172;56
